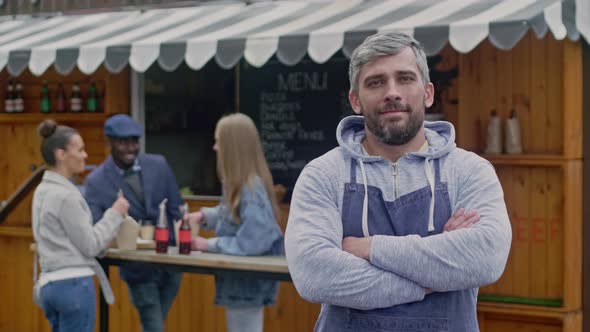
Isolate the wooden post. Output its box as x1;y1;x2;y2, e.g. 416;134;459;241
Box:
562;41;583;159
562;161;583;311
581;38;590;332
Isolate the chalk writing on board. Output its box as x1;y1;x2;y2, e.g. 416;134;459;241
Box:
240;57;351;197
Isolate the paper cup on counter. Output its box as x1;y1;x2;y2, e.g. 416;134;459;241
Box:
116;216;140;250
140;221;155;240
140;225;155;240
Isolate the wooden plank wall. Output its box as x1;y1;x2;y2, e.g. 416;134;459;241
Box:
0;123;42;225
456;32;583;331
456;32;565;154
485;166;564;300
0;230;47;331
457;32;571;300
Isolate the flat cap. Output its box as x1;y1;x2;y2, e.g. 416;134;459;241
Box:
104;114;141;138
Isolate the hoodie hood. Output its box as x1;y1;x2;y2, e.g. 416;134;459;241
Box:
335;115;457;234
336;115;457;161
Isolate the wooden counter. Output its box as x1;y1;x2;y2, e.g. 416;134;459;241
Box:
99;249;291;332
102;248;289;279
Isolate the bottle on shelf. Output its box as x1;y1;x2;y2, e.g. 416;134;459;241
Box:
87;81;98;112
155;198;169;254
40;81;51;113
14;82;23;113
56;82;66;113
4;80;14;113
70;82;82;112
484;109;502;154
505;110;523;154
178;203;191;255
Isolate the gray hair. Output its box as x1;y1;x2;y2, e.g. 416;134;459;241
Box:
349;32;430;92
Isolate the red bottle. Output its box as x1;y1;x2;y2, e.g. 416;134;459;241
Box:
155;199;169;254
56;82;66;112
178;203;191;255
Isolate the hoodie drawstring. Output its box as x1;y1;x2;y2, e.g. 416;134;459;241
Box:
358;157;436;236
359;160;370;237
424;158;435;232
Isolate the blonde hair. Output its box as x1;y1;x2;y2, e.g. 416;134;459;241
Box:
215;113;280;223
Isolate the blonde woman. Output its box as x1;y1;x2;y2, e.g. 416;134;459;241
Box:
186;113;283;332
33;119;129;332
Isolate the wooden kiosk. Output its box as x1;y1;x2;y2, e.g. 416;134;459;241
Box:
0;1;588;331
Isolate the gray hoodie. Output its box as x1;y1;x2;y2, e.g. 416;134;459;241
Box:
32;170;124;304
285;116;511;310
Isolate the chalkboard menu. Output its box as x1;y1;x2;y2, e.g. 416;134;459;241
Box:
239;55;354;200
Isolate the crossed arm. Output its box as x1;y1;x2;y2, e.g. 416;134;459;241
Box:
285;165;427;310
343;162;511;292
286;160;511;310
342;208;480;259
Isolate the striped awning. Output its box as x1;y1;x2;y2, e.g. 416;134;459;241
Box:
0;0;587;76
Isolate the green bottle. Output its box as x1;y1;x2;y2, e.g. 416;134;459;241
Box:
87;81;97;112
40;81;51;113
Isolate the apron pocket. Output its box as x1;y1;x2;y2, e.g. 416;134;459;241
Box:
348;311;449;332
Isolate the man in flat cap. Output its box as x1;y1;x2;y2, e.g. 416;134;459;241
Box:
84;114;184;332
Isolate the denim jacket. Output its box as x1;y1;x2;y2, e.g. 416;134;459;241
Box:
201;176;284;308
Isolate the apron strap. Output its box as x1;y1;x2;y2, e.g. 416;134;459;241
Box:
91;260;115;304
349;158;357;184
434;158;441;183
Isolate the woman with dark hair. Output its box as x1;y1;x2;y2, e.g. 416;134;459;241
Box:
32;119;129;332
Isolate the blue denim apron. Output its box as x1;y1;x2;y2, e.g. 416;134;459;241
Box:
316;158;478;332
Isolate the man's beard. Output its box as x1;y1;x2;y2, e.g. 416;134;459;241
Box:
362;101;423;146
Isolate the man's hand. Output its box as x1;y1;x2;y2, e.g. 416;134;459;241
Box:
111;193;129;217
342;236;372;260
444;208;480;232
